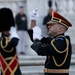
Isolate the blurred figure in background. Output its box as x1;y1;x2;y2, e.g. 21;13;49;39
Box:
43;8;53;36
15;6;28;55
43;8;53;29
42;0;53;37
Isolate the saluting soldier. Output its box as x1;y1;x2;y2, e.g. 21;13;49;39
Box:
0;8;22;75
31;11;72;75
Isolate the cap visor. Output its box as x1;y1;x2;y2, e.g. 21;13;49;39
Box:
47;21;56;25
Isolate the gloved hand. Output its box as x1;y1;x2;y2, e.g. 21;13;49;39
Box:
9;26;19;39
30;9;38;21
33;26;42;40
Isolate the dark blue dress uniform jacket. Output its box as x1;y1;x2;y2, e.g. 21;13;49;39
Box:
29;30;72;75
0;34;22;75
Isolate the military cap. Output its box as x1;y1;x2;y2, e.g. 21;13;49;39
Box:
0;7;15;32
47;12;72;28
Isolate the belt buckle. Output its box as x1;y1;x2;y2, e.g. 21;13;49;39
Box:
44;68;48;72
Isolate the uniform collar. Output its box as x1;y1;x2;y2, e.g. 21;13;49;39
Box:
53;34;64;38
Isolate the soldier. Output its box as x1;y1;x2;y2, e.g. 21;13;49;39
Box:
31;12;72;75
0;8;22;75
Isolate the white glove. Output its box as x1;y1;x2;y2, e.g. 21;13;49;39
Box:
33;26;42;40
30;9;38;21
9;27;19;39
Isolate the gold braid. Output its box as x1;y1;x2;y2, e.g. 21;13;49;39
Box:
51;35;69;67
0;36;13;53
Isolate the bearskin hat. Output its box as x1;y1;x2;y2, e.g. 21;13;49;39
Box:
0;8;15;32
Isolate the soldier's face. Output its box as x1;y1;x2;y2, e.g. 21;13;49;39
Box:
48;23;60;37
